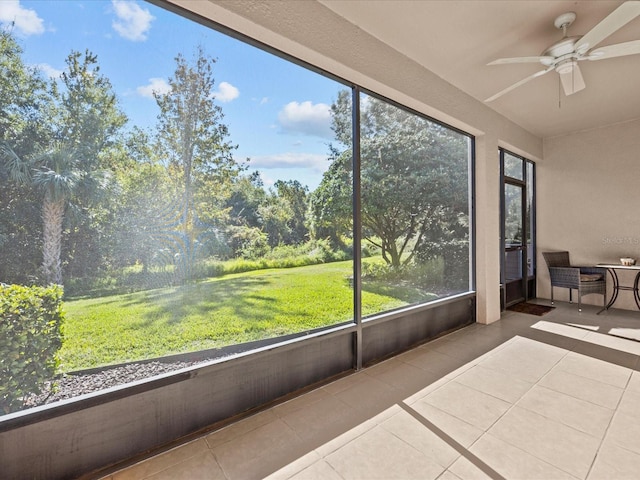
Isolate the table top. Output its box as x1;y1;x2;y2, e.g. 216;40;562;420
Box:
597;263;640;270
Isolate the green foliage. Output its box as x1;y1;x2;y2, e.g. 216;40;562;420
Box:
307;144;353;249
260;239;348;265
226;224;270;260
360;257;441;305
111;158;181;271
0;29;49;152
58;258;444;371
54;50;127;163
1;45;126;286
61;239;352;298
59;260;419;370
361;259;406;282
273;179;309;244
155;47;240;217
0;284;64;414
226;171;266;229
205;239;350;277
316;90;470;270
155;45;239;184
361;257;441;287
416;238;470;292
414;211;470;292
0;30;50;286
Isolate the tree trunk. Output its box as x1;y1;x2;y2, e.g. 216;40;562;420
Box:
42;193;65;286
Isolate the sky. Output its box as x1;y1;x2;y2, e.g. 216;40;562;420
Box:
0;0;348;190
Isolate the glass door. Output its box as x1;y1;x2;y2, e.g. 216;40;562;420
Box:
504;182;526;305
500;150;536;309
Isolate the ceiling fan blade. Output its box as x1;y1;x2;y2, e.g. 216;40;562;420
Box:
485;67;554;102
488;56;555;66
559;63;586;96
575;1;640;53
588;39;640;60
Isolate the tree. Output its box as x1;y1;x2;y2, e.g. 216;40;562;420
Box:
251;180;310;249
34;143;84;285
258;194;292;248
0;29;49;284
308;144;352;249
222;172;268;258
273;179;309;245
0;28;49;149
2;48;124;286
50;50;127;282
314;91;469;271
115;161;179;276
226;171;266;229
2;142;109;285
52;50;127;164
154;46;242;277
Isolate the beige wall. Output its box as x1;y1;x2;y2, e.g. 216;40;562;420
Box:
539;118;640;310
169;0;546;323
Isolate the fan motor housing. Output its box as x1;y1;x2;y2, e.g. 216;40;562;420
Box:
541;35;581;59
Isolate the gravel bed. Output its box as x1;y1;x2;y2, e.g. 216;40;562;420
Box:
25;359;212;408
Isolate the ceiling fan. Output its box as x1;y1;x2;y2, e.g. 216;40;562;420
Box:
485;1;640;102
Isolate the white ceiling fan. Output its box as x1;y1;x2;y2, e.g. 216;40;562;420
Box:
485;1;640;102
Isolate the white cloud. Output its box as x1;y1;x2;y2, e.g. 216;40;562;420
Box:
248;152;330;174
277;101;332;139
137;77;171;98
0;0;44;36
259;173;276;188
36;63;63;79
214;82;239;103
111;0;154;42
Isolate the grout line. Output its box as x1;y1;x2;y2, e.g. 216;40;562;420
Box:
585;368;638;479
398;401;506;480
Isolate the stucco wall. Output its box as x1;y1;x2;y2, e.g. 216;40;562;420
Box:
539;118;640;310
167;0;545;323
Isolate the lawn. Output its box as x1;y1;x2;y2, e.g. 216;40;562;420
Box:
60;260;437;371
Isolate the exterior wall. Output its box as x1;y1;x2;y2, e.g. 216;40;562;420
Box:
167;0;545;324
538;118;640;310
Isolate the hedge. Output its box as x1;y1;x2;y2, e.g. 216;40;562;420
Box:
0;284;64;415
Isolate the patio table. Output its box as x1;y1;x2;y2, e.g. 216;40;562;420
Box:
597;263;640;310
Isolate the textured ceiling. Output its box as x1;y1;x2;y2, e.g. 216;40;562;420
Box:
318;0;640;138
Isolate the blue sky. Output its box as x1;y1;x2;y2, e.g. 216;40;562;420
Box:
0;0;347;190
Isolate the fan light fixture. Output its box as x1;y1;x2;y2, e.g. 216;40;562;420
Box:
485;1;640;102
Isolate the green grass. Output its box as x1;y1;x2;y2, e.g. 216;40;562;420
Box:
60;260;436;371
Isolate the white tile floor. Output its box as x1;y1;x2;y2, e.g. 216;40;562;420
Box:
101;302;640;480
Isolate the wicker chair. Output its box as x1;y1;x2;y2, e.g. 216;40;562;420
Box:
542;251;606;312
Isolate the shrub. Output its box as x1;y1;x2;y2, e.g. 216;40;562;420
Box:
308;238;349;263
0;284;64;415
415;239;469;291
360;257;446;291
226;225;270;260
361;260;404;281
361;241;379;258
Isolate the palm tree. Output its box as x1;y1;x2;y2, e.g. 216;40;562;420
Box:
1;141;105;286
0;141;30;184
32;143;84;285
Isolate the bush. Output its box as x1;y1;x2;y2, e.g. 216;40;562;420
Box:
226;225;270;260
0;284;64;415
267;239;350;263
361;261;406;282
308;238;349;263
416;239;469;291
360;257;445;291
